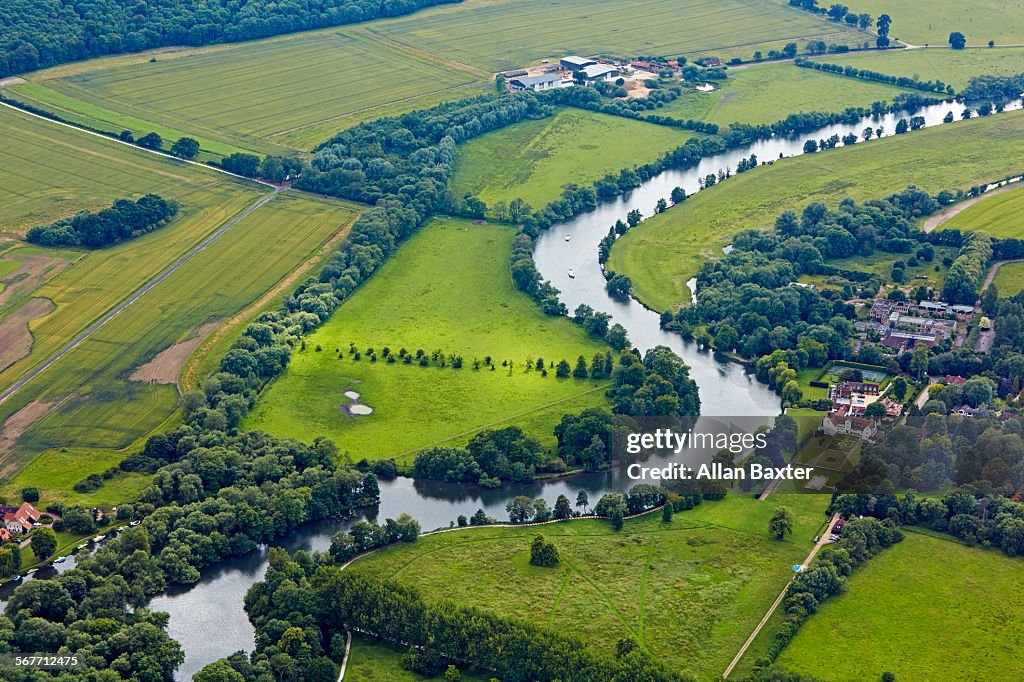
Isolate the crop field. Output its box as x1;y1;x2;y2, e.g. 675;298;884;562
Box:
828;46;1024;89
350;494;830;680
608;109;1024;311
778;531;1024;680
20;28;490;152
451;108;695;209
1;192;358;488
938;184;1024;238
850;1;1024;47
371;0;867;72
659;63;916;128
994;261;1024;295
245;218;612;463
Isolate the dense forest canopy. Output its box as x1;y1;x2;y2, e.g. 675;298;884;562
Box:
0;0;461;77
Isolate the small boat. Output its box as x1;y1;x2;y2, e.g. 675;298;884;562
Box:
10;575;21;582
565;234;571;241
54;557;66;564
93;535;105;542
118;526;126;532
567;269;576;278
76;544;87;551
25;569;36;576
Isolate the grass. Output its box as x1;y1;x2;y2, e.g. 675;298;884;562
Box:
344;635;492;682
350;494;830;681
451;108;696;209
777;531;1024;680
939;184;1024;238
608;109;1024;311
827;46;1024;89
371;0;867;71
1;447;150;508
2;191;358;481
659;63;916;128
795;367;830;401
19;28;490;152
245;217;612;464
848;2;1024;47
994;261;1024;296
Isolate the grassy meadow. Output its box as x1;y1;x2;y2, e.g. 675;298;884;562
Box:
344;636;492;682
350;494;831;681
827;46;1024;89
777;531;1024;680
660;63;916;127
938;184;1024;238
994;262;1024;295
0;447;151;508
451;108;695;209
18;28;490;152
608;109;1024;311
851;1;1024;46
371;0;866;72
245;218;612;463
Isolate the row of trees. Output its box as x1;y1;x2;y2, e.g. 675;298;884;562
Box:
795;58;954;94
960;72;1024;101
25;194;178;248
941;231;992;305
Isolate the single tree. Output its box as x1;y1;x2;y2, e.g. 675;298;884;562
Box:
768;506;794;539
948;31;967;49
662;502;674;523
576;490;589;513
30;527;58;560
170;137;200;159
137;132;163;150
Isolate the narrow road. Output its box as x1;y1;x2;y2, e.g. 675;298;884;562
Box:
984;259;1024;290
722;513;840;678
0;187;284;407
922;180;1023;233
335;631;353;682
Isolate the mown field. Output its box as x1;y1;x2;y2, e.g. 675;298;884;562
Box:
608;109;1024;311
344;636;492;682
659;62;916;127
2;191;358;495
0;447;151;507
827;46;1024;89
371;0;867;71
451;108;695;209
350;494;830;681
18;28;490;153
851;1;1024;46
994;261;1024;295
777;531;1024;680
245;218;612;464
939;184;1024;238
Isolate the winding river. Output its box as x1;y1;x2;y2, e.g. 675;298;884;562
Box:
4;98;1020;679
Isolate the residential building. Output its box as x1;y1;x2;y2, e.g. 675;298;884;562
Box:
823;412;879;440
2;502;40;535
831;381;880;399
880;330;940;352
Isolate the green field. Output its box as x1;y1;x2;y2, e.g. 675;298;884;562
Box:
994;261;1024;295
609;109;1024;311
939;184;1024;238
0;447;151;507
18;28;490;152
344;636;492;682
245;218;611;463
851;1;1024;47
828;46;1024;89
778;531;1024;680
659;63;916;127
451;108;695;209
371;0;866;71
350;494;830;680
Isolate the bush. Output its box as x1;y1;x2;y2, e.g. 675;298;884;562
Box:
21;487;39;502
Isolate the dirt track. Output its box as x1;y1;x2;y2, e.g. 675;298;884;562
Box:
922;182;1022;233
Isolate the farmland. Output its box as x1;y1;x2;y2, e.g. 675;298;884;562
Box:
937;184;1024;238
659;62;916;128
994;261;1024;295
15;28;490;153
451;108;695;209
370;0;867;72
608;109;1024;311
827;46;1024;89
850;1;1024;47
777;531;1024;680
350;494;830;681
244;218;612;464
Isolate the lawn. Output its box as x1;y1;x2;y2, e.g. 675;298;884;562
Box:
608;109;1024;311
827;46;1024;89
994;261;1024;296
659;63;916;128
18;28;490;152
349;494;830;681
938;184;1024;238
2;191;358;483
451;108;696;209
777;531;1024;680
245;217;612;463
849;1;1024;47
795;367;830;402
371;0;867;72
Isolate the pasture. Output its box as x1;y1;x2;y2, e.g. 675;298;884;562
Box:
21;28;490;152
0;446;151;507
371;0;866;71
608;109;1024;311
244;218;612;463
777;531;1024;680
828;46;1024;89
938;184;1024;238
350;493;830;680
994;261;1024;296
451;108;694;209
659;63;916;127
344;636;492;682
850;1;1024;47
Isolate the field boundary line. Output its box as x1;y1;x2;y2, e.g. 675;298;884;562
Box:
0;188;284;408
355;28;491;78
922;176;1023;232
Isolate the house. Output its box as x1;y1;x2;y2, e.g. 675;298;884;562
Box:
578;64;621;82
2;502;40;535
954;405;978;418
561;56;596;71
823;412;879;440
831;381;880;399
886;313;957;338
832;519;846;535
697;56;722;67
881;397;904;417
945;375;966;386
0;528;11;542
870;299;912;321
881;330;940;352
507;73;566;92
950;304;976;320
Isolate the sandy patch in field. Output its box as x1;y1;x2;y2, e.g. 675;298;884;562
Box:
0;77;26;87
0;297;55;372
0;253;74;309
130;321;221;385
0;396;72;476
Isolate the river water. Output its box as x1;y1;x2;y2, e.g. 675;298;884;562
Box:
5;98;1019;679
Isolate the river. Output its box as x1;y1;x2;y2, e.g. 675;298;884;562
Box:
5;97;1019;679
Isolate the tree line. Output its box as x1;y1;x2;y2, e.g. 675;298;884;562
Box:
795;58;954;95
25;194;178;248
